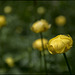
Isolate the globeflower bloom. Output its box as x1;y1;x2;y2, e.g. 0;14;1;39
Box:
31;19;51;33
55;15;66;26
0;15;6;28
5;57;14;67
37;6;45;14
47;35;73;54
33;38;48;51
4;6;12;14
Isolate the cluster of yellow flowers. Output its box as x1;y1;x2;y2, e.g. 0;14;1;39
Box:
0;6;13;28
0;6;12;28
31;18;73;54
0;13;73;67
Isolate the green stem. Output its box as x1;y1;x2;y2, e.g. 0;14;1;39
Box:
40;32;47;74
0;30;4;68
63;53;72;75
40;51;42;72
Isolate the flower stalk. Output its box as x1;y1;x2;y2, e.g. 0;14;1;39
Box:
40;32;47;74
40;51;42;72
63;53;72;75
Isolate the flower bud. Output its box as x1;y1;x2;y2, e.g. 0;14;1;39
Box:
55;16;66;26
47;35;73;54
5;57;14;67
0;15;6;28
33;38;48;51
31;19;51;33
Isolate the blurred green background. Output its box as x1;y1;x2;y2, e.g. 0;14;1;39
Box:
0;1;75;75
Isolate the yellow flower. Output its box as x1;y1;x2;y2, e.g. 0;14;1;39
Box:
5;57;14;67
31;19;51;33
55;16;66;26
4;6;12;14
33;38;48;51
37;7;45;14
47;35;73;54
0;15;6;28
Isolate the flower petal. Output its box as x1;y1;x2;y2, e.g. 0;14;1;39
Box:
47;45;57;54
